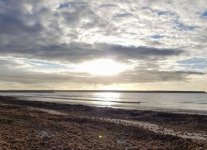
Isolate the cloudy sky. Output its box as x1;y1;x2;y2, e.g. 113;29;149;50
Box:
0;0;207;91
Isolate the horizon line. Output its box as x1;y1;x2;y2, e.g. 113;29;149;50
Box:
0;90;206;93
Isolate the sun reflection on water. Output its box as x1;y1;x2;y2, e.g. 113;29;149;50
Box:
92;92;121;106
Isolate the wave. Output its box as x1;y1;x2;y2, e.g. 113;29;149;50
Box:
18;95;142;104
180;102;207;105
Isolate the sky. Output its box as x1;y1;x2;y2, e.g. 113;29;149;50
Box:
0;0;207;91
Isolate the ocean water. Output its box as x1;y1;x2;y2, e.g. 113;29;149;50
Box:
0;92;207;114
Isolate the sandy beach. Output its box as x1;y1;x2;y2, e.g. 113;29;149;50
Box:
0;96;207;150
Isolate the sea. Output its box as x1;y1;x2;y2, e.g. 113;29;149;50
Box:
0;92;207;115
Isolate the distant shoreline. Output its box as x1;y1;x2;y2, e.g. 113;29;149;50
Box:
0;90;206;93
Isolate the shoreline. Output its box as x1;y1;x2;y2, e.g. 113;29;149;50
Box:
1;95;207;116
0;96;207;149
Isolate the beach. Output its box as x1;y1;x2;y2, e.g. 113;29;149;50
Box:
0;96;207;150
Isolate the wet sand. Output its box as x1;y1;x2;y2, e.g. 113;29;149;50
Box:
0;96;207;149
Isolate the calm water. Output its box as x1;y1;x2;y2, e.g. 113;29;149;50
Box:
0;92;207;114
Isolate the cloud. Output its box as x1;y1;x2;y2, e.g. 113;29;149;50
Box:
0;0;43;34
0;42;185;63
0;0;206;89
0;56;204;85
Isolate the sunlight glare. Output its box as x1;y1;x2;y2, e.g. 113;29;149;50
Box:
92;92;121;106
76;59;131;76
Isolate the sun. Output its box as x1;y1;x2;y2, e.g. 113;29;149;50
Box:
76;59;131;76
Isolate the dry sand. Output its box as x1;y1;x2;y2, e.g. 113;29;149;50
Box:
0;96;207;150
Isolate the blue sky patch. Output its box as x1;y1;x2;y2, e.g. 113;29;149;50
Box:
178;58;207;70
58;3;71;9
174;21;198;31
201;11;207;18
29;60;65;69
150;35;165;40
